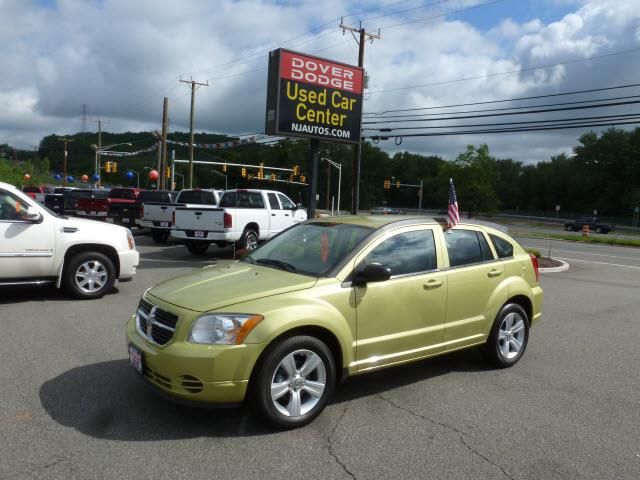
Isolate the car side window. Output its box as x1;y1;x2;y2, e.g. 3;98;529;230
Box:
0;191;30;222
277;194;296;210
478;232;494;261
445;229;491;267
489;234;514;258
363;230;437;276
267;193;281;210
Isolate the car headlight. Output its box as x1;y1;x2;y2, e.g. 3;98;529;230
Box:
126;229;135;250
189;313;264;345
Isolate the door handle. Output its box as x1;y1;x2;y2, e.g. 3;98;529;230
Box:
488;269;503;278
271;213;276;216
285;214;290;216
423;280;443;289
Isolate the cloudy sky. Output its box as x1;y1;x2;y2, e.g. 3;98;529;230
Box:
1;0;639;163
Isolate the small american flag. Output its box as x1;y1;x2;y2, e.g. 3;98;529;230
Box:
448;178;459;229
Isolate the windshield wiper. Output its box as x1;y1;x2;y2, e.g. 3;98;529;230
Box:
255;258;297;272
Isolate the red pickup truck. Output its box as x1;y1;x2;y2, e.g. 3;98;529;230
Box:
76;189;111;219
106;188;143;227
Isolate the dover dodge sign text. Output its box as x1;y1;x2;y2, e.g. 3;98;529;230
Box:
265;49;364;144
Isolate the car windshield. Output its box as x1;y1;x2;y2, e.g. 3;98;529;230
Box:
244;222;373;277
137;190;172;203
178;190;216;204
109;188;136;199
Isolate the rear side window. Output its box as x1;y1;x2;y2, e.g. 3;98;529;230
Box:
490;234;514;258
220;191;265;209
178;190;216;204
109;188;136;199
364;230;437;276
267;193;281;210
445;229;493;267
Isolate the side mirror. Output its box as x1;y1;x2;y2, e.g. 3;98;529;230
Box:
353;263;391;286
25;206;42;223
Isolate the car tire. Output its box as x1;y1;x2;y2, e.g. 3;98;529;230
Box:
565;225;573;231
238;228;259;252
63;251;116;299
483;303;530;368
151;229;170;243
594;227;602;234
253;335;336;429
185;240;210;255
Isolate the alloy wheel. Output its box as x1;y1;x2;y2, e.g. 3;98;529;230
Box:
270;349;326;417
74;260;108;293
498;312;526;359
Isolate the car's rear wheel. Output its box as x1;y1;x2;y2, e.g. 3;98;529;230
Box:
185;240;210;255
151;229;170;243
253;335;335;429
594;226;602;234
483;303;529;368
565;225;572;231
238;229;259;252
64;251;116;299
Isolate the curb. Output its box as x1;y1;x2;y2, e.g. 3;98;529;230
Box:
539;259;569;273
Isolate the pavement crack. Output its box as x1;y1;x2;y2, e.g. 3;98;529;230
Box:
326;403;356;480
378;395;514;480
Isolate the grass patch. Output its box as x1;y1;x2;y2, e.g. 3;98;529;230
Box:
526;248;542;258
512;231;640;248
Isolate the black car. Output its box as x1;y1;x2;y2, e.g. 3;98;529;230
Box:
564;217;614;234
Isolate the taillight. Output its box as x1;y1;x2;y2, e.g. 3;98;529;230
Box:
529;253;540;282
224;212;232;229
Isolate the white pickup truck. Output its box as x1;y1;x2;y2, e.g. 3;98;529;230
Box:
140;189;222;243
172;189;306;255
0;181;139;299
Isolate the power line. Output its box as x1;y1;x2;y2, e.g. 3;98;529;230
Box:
360;0;454;23
364;94;640;120
368;47;640;94
365;119;640;140
363;99;640;124
364;82;640;115
364;113;640;131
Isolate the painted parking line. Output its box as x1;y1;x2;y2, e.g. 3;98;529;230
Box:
554;257;640;269
529;248;638;260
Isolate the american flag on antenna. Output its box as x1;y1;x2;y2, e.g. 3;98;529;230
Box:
448;178;460;229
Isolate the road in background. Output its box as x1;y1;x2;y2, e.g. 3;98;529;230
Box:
1;234;639;479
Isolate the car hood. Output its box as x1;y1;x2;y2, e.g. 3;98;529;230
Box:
147;261;317;312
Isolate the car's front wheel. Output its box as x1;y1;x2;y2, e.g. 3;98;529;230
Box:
253;335;335;429
594;226;602;234
64;251;116;299
483;303;529;368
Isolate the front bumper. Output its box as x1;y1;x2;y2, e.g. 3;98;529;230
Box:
118;249;139;279
126;316;267;404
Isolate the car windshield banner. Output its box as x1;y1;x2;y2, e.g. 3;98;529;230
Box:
265;49;364;144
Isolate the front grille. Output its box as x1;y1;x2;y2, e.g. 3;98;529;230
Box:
144;366;172;390
136;299;179;346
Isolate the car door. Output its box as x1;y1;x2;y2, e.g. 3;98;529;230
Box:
353;226;447;371
0;189;55;279
442;228;507;348
266;192;290;235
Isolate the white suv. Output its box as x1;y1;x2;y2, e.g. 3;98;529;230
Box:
0;181;139;299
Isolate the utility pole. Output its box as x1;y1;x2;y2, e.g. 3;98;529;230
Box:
58;137;74;187
161;97;169;190
326;159;331;210
33;147;37;175
340;19;380;215
92;119;106;187
180;77;209;189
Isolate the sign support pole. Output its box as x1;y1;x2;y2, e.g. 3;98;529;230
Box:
308;139;320;219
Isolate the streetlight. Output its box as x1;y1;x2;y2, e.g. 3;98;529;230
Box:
91;142;132;187
321;157;342;215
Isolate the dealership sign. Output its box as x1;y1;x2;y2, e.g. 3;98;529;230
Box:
265;49;364;144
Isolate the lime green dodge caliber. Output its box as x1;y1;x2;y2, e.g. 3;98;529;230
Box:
126;216;543;428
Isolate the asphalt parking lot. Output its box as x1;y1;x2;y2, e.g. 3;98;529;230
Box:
1;232;639;479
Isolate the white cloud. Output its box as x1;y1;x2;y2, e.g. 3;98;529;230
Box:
0;0;639;165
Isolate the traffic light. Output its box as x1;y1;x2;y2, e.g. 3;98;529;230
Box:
222;164;227;173
396;180;400;189
258;163;264;180
383;179;390;189
300;175;306;183
105;161;111;173
292;165;299;176
165;167;171;178
112;162;118;173
271;173;277;182
241;167;247;178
